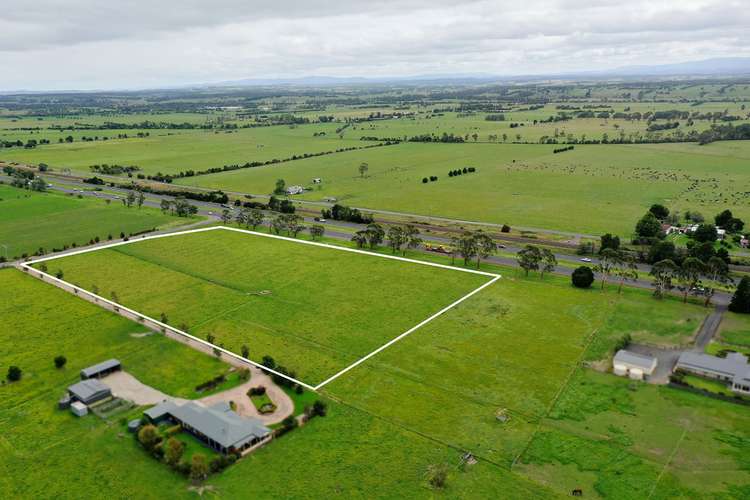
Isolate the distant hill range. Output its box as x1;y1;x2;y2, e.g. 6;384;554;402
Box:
587;57;750;77
210;57;750;88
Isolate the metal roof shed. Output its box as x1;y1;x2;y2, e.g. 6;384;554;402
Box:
613;350;657;376
80;359;121;379
68;379;112;405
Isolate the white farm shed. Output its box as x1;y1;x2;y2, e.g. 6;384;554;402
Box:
70;401;88;417
613;350;657;381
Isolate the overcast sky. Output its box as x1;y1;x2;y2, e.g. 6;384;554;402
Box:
2;0;749;90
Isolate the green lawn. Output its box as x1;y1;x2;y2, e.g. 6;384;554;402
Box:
718;312;750;347
176;140;750;235
39;228;491;385
249;391;276;413
0;184;188;259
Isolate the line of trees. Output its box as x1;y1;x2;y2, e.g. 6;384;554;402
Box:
158;197;198;217
649;256;731;305
136;142;397;183
450;230;498;269
322;204;373;224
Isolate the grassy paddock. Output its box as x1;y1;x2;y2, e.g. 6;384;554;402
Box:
0;184;187;259
178;140;750;235
518;369;750;498
38;228;491;385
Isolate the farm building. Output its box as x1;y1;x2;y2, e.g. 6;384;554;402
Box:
312;178;322;184
144;400;271;454
70;401;88;417
68;379;112;405
613;350;657;380
80;358;121;379
285;185;305;195
675;352;750;394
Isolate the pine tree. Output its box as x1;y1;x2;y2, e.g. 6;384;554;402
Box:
729;276;750;313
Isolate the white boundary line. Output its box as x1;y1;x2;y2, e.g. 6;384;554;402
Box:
313;274;501;390
19;264;317;390
23;226;501;390
26;225;499;278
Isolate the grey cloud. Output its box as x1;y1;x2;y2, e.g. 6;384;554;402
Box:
0;0;748;90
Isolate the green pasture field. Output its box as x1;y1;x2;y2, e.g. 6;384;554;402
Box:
180;140;750;235
0;268;242;498
0;184;187;259
319;267;710;468
0;122;361;176
5;230;727;498
517;369;750;499
338;104;750;143
717;312;750;347
0;111;233;129
39;228;491;385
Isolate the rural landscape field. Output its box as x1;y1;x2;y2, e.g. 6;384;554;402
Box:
3;2;750;499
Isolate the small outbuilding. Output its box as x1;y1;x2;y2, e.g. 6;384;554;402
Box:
80;359;121;380
613;350;657;381
312;178;322;184
127;419;143;433
58;394;72;410
68;379;112;405
70;401;88;417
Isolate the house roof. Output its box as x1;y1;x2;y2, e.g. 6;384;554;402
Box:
613;350;657;370
144;400;178;421
147;400;270;449
80;358;121;378
676;352;748;378
68;379;110;401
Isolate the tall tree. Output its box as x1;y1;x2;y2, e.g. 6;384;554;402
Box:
677;257;705;303
635;212;661;240
449;236;460;265
160;198;171;214
649;204;670;220
715;209;734;228
614;253;639;293
650;259;678;299
358;162;369;178
283;214;304;237
220;209;232;225
594;248;621;289
517;245;542;276
270;216;285;235
403;225;422;256
234;208;247;227
273;179;286;195
387;226;406;254
125;191;136;208
351;230;368;248
457;233;478;266
599;233;620;252
136;190;145;209
703;256;731;307
729;276;750;313
365;223;385;249
309;224;325;241
539;247;557;278
248;209;264;230
473;231;497;269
